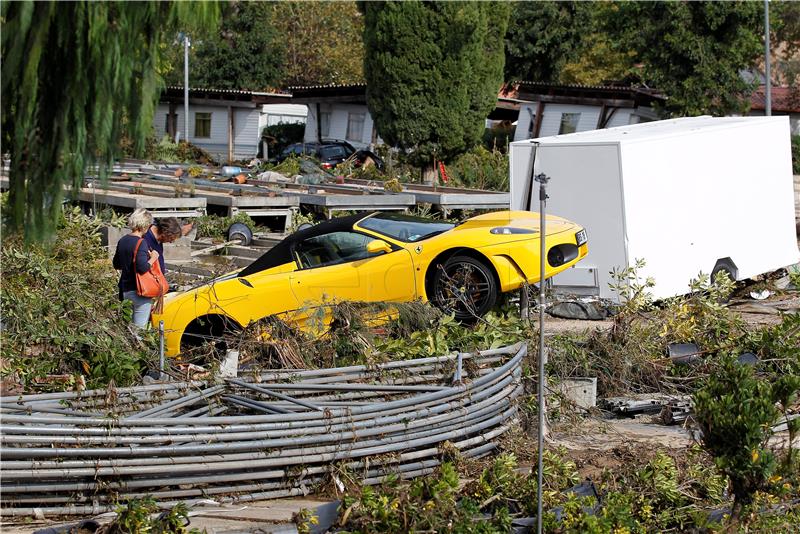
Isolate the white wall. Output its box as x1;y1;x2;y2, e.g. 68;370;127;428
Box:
304;103;375;148
154;103;261;161
513;102;648;141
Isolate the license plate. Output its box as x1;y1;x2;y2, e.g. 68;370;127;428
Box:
575;229;587;246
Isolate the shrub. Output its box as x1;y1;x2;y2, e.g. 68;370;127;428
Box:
195;212;257;240
447;146;509;191
0;207;154;390
693;356;780;510
792;135;800;175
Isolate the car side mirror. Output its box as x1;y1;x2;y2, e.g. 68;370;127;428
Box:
366;239;392;255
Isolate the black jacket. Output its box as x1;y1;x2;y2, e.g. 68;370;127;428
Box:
112;234;152;299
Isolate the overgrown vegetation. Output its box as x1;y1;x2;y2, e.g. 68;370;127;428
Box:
792;135;800;175
1;207;155;391
100;497;201;534
694;356;799;513
139;135;218;166
195;212;257;240
334;443;799;533
225;300;528;370
448;146;509;191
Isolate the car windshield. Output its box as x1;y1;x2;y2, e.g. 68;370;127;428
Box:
359;213;455;243
319;146;347;159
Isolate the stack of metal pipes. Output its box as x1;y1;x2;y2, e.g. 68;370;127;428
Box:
0;343;525;517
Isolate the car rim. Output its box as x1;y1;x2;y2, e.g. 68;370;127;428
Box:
435;261;492;318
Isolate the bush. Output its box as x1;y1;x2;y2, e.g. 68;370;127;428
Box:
143;135;218;165
195;212;257;241
447;146;509;191
792;135;800;175
0;208;154;391
693;356;790;511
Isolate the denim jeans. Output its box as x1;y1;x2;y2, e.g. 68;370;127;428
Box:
122;291;153;328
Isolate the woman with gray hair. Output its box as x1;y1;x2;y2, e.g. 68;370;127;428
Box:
112;208;161;328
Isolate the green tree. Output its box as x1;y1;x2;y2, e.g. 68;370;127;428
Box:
362;1;510;183
771;0;800;86
602;1;763;116
1;1;217;242
504;1;591;83
272;1;365;86
166;1;284;90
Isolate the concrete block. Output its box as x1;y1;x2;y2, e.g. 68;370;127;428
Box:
220;350;239;378
559;377;597;409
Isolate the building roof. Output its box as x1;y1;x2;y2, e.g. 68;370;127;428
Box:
504;81;666;108
751;85;800;113
161;86;292;105
288;83;368;104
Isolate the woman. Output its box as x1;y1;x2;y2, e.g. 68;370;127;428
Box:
112;209;160;328
143;217;192;277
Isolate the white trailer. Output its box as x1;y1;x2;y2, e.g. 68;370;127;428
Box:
509;116;800;301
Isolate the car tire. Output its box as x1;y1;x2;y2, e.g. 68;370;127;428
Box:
432;255;497;321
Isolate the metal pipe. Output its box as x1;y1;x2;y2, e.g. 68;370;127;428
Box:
535;172;549;534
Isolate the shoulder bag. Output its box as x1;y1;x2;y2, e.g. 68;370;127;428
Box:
133;238;169;313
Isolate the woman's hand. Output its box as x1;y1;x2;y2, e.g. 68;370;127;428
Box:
148;249;160;265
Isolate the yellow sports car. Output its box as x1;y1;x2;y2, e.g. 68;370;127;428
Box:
153;210;588;356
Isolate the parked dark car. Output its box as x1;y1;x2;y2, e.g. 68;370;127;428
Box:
275;140;384;172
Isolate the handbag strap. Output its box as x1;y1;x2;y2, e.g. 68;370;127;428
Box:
132;237;146;268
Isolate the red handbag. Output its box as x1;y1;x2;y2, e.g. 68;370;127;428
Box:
133;238;169;309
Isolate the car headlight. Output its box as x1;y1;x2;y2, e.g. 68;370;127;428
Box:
490;227;538;235
575;229;587;246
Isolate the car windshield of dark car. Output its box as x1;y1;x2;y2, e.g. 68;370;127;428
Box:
319;145;347;160
359;213;454;243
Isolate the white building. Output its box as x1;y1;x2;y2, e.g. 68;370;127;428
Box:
155;87;304;163
504;82;665;141
289;84;378;149
289;82;666;150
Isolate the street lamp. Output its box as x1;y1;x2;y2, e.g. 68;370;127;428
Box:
177;32;191;141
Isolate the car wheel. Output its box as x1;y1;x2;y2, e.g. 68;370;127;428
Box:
432;255;497;321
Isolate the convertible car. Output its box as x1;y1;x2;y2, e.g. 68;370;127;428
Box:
152;211;588;356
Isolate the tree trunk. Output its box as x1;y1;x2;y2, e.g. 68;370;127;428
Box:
422;162;437;185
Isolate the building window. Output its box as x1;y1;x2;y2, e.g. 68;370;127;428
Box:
320;112;331;138
346;112;365;142
194;112;212;138
558;112;581;135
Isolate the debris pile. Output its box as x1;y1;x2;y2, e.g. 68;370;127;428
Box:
0;343;525;517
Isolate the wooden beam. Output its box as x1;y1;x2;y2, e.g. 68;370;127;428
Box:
525;94;636;108
162;97;258;109
533;101;544;138
227;106;234;164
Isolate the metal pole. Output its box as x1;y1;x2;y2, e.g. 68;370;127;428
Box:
534;172;549;534
764;0;771;116
159;320;165;377
184;34;190;141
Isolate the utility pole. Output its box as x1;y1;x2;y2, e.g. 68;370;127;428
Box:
765;0;771;116
184;33;191;141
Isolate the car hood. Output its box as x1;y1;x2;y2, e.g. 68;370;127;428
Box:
452;210;579;235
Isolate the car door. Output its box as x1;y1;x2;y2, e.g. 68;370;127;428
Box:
289;231;416;312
